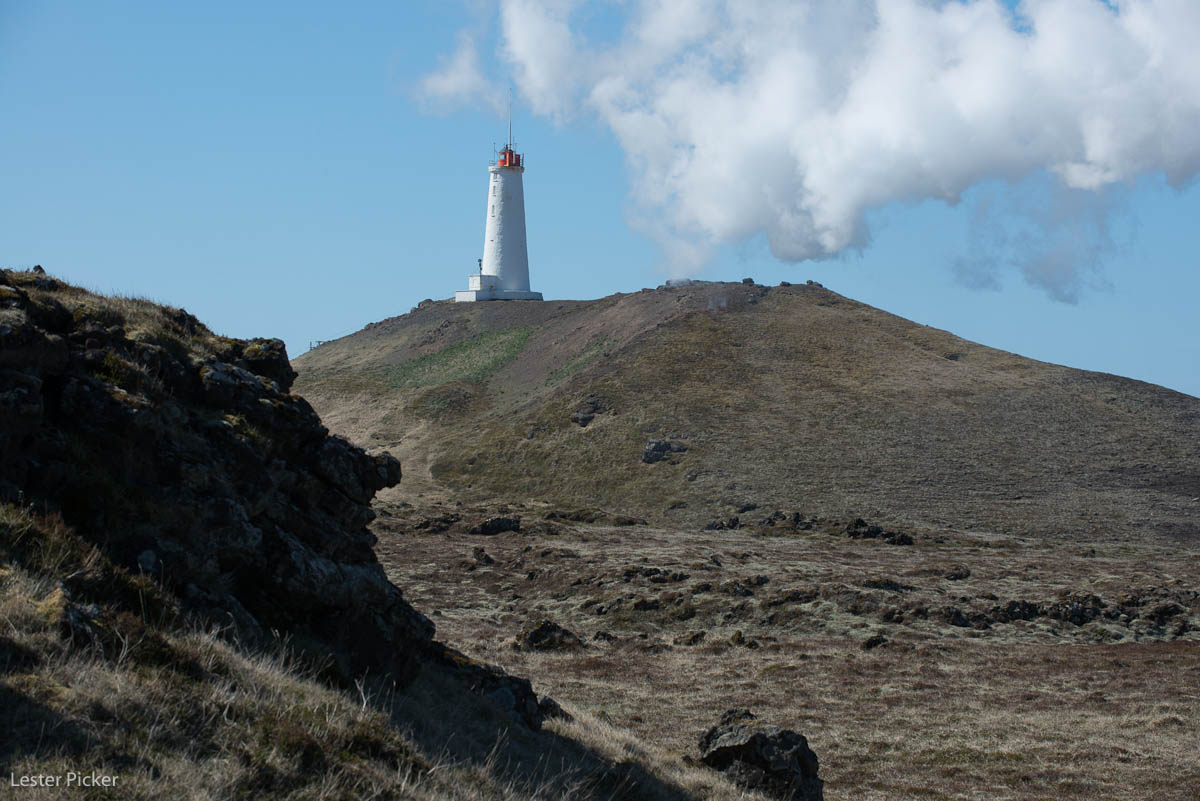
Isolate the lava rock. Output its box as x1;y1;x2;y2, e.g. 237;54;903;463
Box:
843;517;913;545
469;516;521;536
570;394;608;427
240;338;297;392
538;696;573;722
431;644;544;729
990;599;1042;623
1046;593;1106;626
514;619;585;651
642;438;688;464
861;633;888;650
945;565;972;581
698;709;823;801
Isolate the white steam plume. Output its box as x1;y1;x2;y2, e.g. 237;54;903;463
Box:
421;0;1200;294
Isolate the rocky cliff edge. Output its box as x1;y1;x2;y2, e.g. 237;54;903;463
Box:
0;268;543;726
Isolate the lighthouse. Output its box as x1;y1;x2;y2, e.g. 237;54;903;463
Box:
455;116;543;302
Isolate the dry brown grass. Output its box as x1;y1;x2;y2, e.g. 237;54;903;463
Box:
373;506;1200;800
2;503;770;800
6;269;237;364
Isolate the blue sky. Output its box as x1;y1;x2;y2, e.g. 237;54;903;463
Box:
3;1;1198;397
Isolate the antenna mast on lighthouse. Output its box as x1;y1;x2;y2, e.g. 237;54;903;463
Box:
507;87;513;148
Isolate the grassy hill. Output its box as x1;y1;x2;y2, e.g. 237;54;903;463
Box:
293;280;1200;542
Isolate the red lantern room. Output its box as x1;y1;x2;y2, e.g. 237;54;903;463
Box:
497;146;522;168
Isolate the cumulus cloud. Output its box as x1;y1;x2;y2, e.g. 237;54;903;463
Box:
424;0;1200;294
417;31;505;114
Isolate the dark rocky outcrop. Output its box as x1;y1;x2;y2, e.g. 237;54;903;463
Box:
0;271;555;728
699;709;823;801
0;272;430;683
1045;592;1106;626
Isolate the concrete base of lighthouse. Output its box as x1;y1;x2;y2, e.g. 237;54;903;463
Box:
455;273;542;302
455;288;543;302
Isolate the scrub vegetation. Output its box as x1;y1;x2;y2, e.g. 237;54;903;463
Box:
370;499;1200;801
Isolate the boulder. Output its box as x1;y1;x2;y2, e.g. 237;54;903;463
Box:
570;394;608;427
642;438;688;464
538;696;573;722
699;709;823;801
514;619;584;651
240;337;297;392
861;633;888;650
431;644;544;729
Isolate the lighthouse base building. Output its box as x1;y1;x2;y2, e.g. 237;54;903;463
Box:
456;140;542;303
455;274;543;302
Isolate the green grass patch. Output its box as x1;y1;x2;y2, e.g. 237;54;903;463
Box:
373;327;533;389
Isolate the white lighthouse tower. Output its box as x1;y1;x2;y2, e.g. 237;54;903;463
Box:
455;114;542;302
